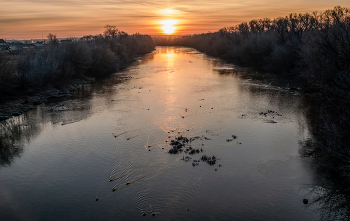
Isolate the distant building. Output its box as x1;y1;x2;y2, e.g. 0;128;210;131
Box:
9;41;25;51
23;43;35;49
34;41;46;48
0;39;6;45
60;39;72;44
0;45;9;51
34;41;44;46
0;39;9;51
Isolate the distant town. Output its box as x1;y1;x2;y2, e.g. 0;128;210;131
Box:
0;38;74;54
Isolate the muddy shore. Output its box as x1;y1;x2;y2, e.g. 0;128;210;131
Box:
0;78;95;122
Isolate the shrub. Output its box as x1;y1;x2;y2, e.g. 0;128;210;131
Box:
0;51;15;86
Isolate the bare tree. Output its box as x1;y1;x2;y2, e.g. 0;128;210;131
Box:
47;33;59;45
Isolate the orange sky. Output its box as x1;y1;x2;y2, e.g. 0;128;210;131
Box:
1;0;350;39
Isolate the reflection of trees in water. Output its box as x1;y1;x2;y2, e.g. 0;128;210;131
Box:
0;115;42;166
311;187;350;221
0;86;98;166
243;84;309;126
214;65;305;89
300;98;350;220
0;130;23;166
1;61;145;165
0;66;136;166
214;69;240;76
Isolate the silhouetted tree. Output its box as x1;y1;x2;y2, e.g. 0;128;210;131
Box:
47;33;59;46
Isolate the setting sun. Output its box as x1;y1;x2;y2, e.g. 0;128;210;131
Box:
160;19;178;35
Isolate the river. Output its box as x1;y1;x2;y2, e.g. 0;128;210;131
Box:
0;47;325;220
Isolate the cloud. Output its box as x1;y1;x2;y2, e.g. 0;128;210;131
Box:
0;0;350;38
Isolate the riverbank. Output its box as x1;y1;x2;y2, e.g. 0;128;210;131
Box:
0;77;95;121
0;27;155;121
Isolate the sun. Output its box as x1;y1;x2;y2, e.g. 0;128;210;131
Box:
159;19;178;35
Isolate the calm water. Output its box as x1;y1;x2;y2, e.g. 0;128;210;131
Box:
0;47;325;220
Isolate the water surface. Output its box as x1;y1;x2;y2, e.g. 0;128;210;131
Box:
0;47;323;220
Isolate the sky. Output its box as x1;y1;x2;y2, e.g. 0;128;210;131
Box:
0;0;350;39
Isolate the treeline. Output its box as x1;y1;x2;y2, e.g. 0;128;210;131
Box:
0;25;155;93
300;95;350;221
154;6;350;96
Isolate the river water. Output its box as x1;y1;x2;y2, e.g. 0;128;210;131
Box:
0;47;325;220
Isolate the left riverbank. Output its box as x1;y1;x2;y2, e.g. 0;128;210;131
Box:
0;26;155;121
0;77;95;121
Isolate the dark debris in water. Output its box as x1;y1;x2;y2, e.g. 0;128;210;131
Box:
181;156;192;162
226;135;237;142
168;135;206;155
201;155;217;166
303;199;308;204
181;155;219;166
166;132;221;168
259;110;282;117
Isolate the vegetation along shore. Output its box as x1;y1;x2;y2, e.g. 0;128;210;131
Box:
0;25;155;121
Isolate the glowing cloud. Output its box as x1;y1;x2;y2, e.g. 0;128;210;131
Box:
1;0;349;38
158;8;180;16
